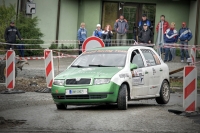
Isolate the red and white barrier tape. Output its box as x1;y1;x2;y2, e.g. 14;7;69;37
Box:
0;54;77;60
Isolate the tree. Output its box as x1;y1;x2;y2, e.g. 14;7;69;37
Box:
0;0;44;56
0;0;16;41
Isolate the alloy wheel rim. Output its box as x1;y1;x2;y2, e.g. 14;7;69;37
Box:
162;83;169;101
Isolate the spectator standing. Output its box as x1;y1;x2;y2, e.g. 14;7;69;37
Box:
114;15;129;46
164;22;178;62
138;23;153;45
101;25;113;47
77;22;87;55
138;14;151;32
4;21;22;50
178;22;193;62
93;24;102;38
156;15;170;54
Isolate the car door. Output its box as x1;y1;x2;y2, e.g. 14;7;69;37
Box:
141;49;161;96
130;49;149;97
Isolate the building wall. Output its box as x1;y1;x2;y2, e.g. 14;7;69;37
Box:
59;0;79;44
78;0;102;37
32;0;58;46
153;1;190;42
1;0;195;46
188;0;197;45
1;0;18;9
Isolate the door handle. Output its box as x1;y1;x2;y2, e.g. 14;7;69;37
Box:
160;69;163;71
145;71;148;74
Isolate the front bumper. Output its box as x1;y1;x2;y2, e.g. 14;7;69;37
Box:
51;82;120;104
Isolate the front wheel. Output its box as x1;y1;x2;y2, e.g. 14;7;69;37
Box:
56;104;67;110
156;80;170;104
118;84;128;110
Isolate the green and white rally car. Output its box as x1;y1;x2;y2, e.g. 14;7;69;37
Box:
51;46;170;110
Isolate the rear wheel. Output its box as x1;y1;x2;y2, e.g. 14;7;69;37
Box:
56;104;67;110
118;84;128;110
156;80;170;104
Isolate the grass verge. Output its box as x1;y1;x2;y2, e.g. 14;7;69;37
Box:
170;79;200;89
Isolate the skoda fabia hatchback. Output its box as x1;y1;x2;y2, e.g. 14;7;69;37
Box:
51;46;170;110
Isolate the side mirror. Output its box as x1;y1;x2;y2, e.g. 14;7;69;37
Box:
130;63;137;71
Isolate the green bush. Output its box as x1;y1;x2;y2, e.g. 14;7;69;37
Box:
49;43;58;49
59;44;74;49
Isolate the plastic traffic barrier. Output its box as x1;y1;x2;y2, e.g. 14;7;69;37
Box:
183;65;197;112
6;50;15;89
190;45;196;65
44;49;54;88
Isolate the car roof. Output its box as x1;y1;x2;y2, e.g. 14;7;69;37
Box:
90;46;152;51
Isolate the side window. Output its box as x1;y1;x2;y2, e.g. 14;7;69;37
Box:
152;51;161;65
141;49;156;66
130;50;144;68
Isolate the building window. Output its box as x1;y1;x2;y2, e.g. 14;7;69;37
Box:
102;2;118;31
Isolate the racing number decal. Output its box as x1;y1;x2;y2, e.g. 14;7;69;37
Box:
132;69;144;86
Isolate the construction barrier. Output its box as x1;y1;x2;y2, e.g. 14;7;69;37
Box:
191;45;196;65
6;49;15;89
44;49;54;88
183;65;197;112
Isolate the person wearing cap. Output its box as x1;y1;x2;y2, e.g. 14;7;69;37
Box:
77;22;87;55
178;22;193;62
164;22;178;62
138;14;151;32
93;24;102;38
114;15;129;46
138;23;153;45
4;21;22;50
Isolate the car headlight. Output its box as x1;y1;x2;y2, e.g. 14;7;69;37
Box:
94;78;111;85
53;79;65;86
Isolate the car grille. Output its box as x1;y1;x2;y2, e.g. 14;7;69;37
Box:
66;78;91;85
52;94;107;99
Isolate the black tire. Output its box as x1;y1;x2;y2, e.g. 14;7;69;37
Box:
156;80;170;104
118;84;128;110
0;62;17;83
56;104;67;110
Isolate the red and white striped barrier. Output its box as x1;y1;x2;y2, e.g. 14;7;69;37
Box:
44;49;54;88
190;45;196;65
6;50;15;89
183;65;197;112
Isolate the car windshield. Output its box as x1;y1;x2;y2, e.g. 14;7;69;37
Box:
71;49;127;67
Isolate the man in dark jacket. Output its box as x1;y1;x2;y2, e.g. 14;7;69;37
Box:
114;15;129;46
178;22;193;62
4;21;22;50
138;23;153;45
138;14;151;32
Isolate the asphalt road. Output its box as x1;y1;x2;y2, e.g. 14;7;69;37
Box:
0;93;200;133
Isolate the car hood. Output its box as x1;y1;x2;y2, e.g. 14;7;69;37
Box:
55;67;123;79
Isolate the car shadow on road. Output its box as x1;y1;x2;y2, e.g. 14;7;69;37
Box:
59;103;163;111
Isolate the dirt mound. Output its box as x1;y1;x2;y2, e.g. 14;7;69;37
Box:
0;76;47;92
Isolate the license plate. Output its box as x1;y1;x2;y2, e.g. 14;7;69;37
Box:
65;89;87;95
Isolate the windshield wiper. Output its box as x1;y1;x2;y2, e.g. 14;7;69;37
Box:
71;65;87;68
88;64;115;67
